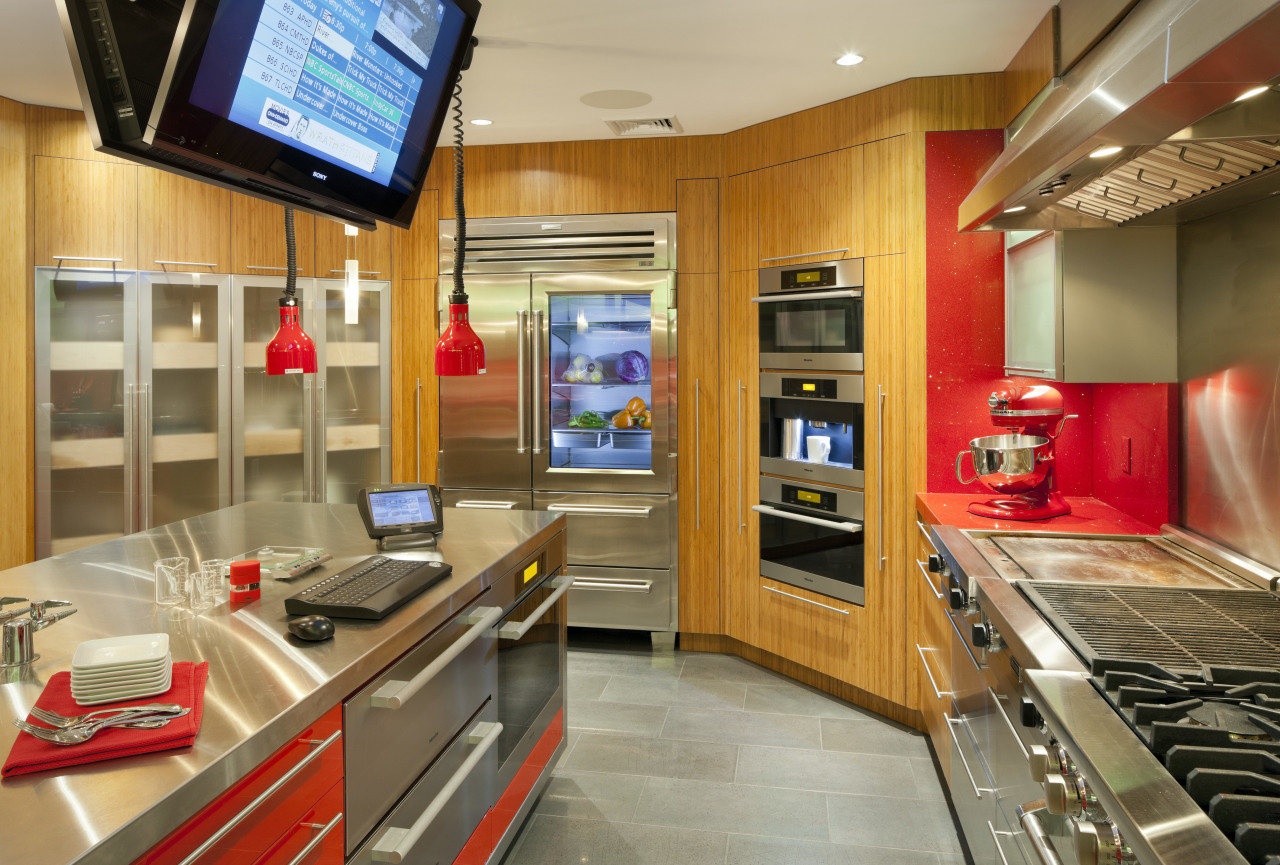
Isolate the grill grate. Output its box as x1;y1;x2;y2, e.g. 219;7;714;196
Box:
1020;583;1280;673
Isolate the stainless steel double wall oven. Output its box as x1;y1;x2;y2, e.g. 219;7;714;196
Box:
437;214;678;635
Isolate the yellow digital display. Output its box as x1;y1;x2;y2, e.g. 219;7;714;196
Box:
795;271;821;283
523;562;540;583
797;490;821;504
802;383;816;392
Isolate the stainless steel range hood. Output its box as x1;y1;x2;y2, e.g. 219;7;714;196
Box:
959;0;1280;232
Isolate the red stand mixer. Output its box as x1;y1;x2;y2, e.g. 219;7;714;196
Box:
955;381;1077;520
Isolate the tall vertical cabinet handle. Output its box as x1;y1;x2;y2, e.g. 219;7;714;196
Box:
414;378;422;482
877;384;886;571
124;384;135;536
737;380;746;533
694;378;700;530
140;383;152;529
531;311;543;455
315;380;326;503
515;310;528;454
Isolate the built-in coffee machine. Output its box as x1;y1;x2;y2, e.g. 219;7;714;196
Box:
760;372;863;488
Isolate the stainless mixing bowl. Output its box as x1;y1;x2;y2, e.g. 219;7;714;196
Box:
955;434;1051;493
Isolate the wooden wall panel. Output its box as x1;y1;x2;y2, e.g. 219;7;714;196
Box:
1003;9;1058;127
314;219;393;280
726;172;758;272
862;136;908;257
676;179;718;274
25;105;124;163
903;135;930;500
391;278;438;484
398;189;443;280
0;96;32;567
757;147;861;266
231;194;317;276
138;168;231;272
719;271;759;644
32;156;137;268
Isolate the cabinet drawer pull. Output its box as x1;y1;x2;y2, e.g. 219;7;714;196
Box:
944;715;993;799
915;644;951;700
761;248;849;263
1003;365;1054;374
570;578;653;593
546;504;652;517
285;812;343;865
916;559;944;601
762;585;850;615
329;269;381;275
753;504;861;534
52;255;122;263
495;576;573;639
915;519;933;547
155;260;217;269
988;820;1015;865
370;721;504;863
454;500;519;509
989;687;1030;759
370;606;503;709
751;288;861;304
176;728;342;865
245;264;288;271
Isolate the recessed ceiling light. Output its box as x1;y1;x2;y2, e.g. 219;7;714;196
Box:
470;118;493;126
1003;206;1027;213
835;53;864;67
1089;145;1123;158
1235;85;1271;102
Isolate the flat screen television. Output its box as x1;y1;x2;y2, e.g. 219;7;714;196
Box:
55;0;479;229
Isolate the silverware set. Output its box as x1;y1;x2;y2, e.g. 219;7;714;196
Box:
13;702;190;745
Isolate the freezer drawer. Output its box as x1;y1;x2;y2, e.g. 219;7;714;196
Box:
565;565;672;630
442;488;533;511
533;491;671;569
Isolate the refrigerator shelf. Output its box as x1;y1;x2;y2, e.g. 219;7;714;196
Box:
551;430;608;448
552;381;652;388
549;321;652;337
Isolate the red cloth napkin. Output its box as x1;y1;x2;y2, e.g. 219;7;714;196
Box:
3;661;209;778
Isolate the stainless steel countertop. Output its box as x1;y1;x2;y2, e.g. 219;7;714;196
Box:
0;502;564;865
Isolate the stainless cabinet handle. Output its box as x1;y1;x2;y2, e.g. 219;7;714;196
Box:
916;559;943;601
694;377;700;531
1004;365;1054;375
763;585;850;615
370;721;503;863
140;383;152;529
915;644;951;699
515;310;528;454
545;504;652;517
944;715;993;799
176;729;342;865
1018;802;1067;865
750;288;862;304
570;578;653;593
752;504;861;534
531;310;543;454
414;378;422;482
245;264;288;271
52;255;122;263
370;606;503;708
329;269;381;275
124;384;135;535
760;248;849;263
455;500;518;510
877;384;885;571
286;812;343;865
314;380;326;503
915;519;933;547
155;260;217;269
737;380;745;533
989;687;1031;759
988;820;1015;865
495;576;573;639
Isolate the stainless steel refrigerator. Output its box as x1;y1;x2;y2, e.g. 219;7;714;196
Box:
438;214;678;634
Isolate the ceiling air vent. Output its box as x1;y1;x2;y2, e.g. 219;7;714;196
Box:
604;117;683;136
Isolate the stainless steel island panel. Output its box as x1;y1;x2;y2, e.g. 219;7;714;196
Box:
0;502;564;865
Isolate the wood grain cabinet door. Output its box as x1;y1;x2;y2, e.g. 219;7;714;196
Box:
138;167;231;273
757;148;862;268
33;156;138;268
231;194;317;276
719;271;759;645
314;219;392;281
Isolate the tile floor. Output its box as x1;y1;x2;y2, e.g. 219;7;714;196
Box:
500;632;967;865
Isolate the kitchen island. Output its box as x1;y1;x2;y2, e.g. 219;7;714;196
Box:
0;502;566;865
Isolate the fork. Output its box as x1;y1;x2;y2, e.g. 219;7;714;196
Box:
28;703;184;729
14;709;190;745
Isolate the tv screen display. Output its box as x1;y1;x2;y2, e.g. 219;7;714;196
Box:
147;0;479;228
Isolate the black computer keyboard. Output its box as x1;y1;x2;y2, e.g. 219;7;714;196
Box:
284;556;453;620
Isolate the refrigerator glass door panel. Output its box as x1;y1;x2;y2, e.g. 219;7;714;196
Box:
532;491;671;569
138;272;231;527
533;273;671;493
317;278;391;503
232;276;318;504
442;489;534;511
35;267;138;558
438;275;533;491
563;565;672;631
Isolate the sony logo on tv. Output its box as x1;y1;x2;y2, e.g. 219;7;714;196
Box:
312;171;328;181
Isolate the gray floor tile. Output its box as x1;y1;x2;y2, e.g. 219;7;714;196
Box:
680;652;788;685
725;835;942;865
934;855;967;865
568;671;611;702
564;732;739;782
735;744;919;798
569;650;685;681
601;673;748;711
821;717;932;758
531;770;645;822
569;700;670;737
663;707;823;749
633;777;829;841
744;683;876;719
503;814;728;865
827;794;963;854
910;756;947;801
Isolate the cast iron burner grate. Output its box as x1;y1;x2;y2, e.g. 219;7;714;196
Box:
1019;583;1280;673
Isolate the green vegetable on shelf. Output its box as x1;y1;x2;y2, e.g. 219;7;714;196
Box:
568;410;608;428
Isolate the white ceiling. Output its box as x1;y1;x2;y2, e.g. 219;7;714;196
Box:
1;0;1054;146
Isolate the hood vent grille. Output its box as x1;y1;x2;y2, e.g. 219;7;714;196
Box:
1060;139;1280;223
440;213;674;273
605;117;683;136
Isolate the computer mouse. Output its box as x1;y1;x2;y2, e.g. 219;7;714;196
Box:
288;614;335;642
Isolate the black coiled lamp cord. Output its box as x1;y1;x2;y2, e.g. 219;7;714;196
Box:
450;75;467;305
283;207;298;300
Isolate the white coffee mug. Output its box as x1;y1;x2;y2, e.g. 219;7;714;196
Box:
806;436;831;464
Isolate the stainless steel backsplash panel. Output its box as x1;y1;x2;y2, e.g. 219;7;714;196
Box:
1179;193;1280;571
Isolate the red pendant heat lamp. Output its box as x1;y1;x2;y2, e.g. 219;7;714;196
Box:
266;208;317;375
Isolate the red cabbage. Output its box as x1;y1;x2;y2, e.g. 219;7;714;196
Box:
616;350;649;382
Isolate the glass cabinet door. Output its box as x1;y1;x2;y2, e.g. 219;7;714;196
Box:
232;276;317;503
139;272;231;526
35;267;137;558
317;278;390;503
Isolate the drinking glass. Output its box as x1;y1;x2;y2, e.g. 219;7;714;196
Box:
192;559;228;612
154;557;190;607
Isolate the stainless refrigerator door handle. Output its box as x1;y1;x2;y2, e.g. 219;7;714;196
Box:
454;500;519;510
750;289;862;304
694;378;700;530
531;310;543;455
515;310;528;454
317;380;327;503
751;504;861;534
1017;803;1067;865
738;380;745;533
495;576;573;639
877;384;885;571
140;383;152;529
124;384;135;535
545;504;652;517
414;377;422;482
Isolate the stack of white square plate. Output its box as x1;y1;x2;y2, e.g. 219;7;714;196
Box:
70;634;173;706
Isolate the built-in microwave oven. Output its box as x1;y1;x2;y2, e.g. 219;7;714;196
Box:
753;475;865;605
760;372;864;488
755;257;864;371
